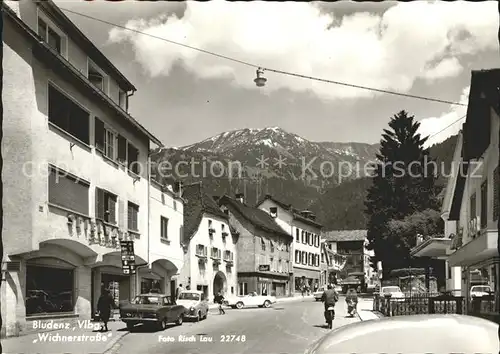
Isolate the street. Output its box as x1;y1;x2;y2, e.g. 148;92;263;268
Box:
106;298;359;354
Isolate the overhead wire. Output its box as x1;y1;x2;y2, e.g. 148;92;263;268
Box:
60;7;467;109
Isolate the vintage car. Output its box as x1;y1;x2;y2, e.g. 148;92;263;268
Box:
380;286;405;302
224;291;276;309
119;293;185;331
304;314;499;353
177;290;209;321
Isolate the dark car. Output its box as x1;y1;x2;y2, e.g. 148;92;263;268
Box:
305;314;499;354
120;293;186;331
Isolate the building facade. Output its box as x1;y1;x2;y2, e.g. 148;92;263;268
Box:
444;69;499;318
179;183;237;302
257;195;322;294
220;195;293;297
2;0;184;337
319;239;347;288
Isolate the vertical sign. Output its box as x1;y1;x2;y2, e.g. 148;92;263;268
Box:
120;240;136;275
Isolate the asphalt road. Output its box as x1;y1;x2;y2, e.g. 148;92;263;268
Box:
106;298;359;354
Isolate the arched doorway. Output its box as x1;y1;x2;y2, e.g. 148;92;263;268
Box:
213;271;227;297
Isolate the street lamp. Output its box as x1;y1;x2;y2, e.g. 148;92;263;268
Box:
254;68;267;87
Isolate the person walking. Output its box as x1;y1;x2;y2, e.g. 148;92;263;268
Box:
97;289;114;332
176;284;183;300
215;292;225;315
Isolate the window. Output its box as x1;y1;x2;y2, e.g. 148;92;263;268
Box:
95;188;117;224
295;250;301;263
88;60;106;93
26;265;73;315
48;85;90;144
470;193;477;219
494;166;499;221
285;242;290;252
270;258;274;271
117;135;127;163
128;202;139;231
308;253;313;266
301;231;305;243
103;129;116;160
295;228;300;242
270;240;275;253
160;216;168;239
315;235;320;248
261;238;266;251
321;253;325;263
308;233;314;246
38;18;62;54
128;143;140;175
302;251;307;265
238;282;248;296
480;180;488;228
211;247;221;259
278;259;282;272
119;90;128;111
269;207;277;218
196;244;207;257
48;167;89;215
315;254;320;267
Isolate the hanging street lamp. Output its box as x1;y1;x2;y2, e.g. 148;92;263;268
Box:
254;68;267;87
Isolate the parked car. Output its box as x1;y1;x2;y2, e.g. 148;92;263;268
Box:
304;314;499;354
470;285;492;298
380;286;405;302
177;290;209;321
224;292;276;309
313;287;325;301
119;293;185;331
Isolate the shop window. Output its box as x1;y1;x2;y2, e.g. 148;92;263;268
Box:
26;265;74;315
48;167;89;215
141;279;161;294
48;84;90;144
238;282;248;296
128;202;139;231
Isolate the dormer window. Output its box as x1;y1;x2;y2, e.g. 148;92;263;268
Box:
38;17;62;55
208;220;215;236
88;60;108;94
269;207;277;218
118;90;128;111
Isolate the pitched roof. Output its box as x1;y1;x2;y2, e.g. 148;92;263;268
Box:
181;182;228;245
322;230;367;242
220;196;291;238
256;195;323;229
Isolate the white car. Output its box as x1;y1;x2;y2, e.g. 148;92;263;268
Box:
381;286;405;302
176;290;209;321
314;287;325;301
470;285;492;298
225;292;276;309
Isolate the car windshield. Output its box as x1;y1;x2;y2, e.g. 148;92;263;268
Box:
383;287;402;293
178;292;200;301
473;286;491;292
132;296;162;305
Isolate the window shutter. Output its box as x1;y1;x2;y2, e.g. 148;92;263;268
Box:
127;143;139;174
118;199;125;229
108;195;117;224
95;118;105;152
96;187;105;220
494;167;499;221
117;135;127;162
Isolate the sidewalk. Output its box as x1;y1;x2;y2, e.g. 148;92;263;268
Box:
356;297;384;321
1;321;127;354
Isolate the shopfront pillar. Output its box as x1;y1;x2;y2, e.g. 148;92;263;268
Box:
75;265;91;320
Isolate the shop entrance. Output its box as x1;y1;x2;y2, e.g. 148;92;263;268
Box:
100;273;130;317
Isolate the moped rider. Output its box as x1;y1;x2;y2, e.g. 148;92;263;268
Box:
321;284;339;323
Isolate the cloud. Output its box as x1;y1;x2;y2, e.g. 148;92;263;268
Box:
107;1;497;100
418;86;469;148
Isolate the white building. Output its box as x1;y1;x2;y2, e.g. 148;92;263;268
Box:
179;183;238;301
2;0;183;337
256;195;322;293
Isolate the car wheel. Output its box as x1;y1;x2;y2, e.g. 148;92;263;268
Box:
236;302;244;309
197;311;201;322
263;300;271;308
176;314;183;326
126;323;134;331
158;318;167;330
204;310;208;320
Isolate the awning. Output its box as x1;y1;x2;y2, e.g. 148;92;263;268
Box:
447;230;498;267
410;238;452;259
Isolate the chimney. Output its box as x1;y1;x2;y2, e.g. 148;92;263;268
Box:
235;193;244;203
309;213;316;221
301;210;312;218
173;181;183;196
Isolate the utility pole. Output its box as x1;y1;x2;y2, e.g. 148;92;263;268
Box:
0;3;4;350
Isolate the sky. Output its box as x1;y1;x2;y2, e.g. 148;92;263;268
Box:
53;0;499;148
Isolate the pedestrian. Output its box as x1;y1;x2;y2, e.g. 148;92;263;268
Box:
176;284;183;300
97;289;114;332
215;292;225;315
262;287;267;296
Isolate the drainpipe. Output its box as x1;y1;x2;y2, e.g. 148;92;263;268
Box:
134;152;152;295
126;89;135;113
